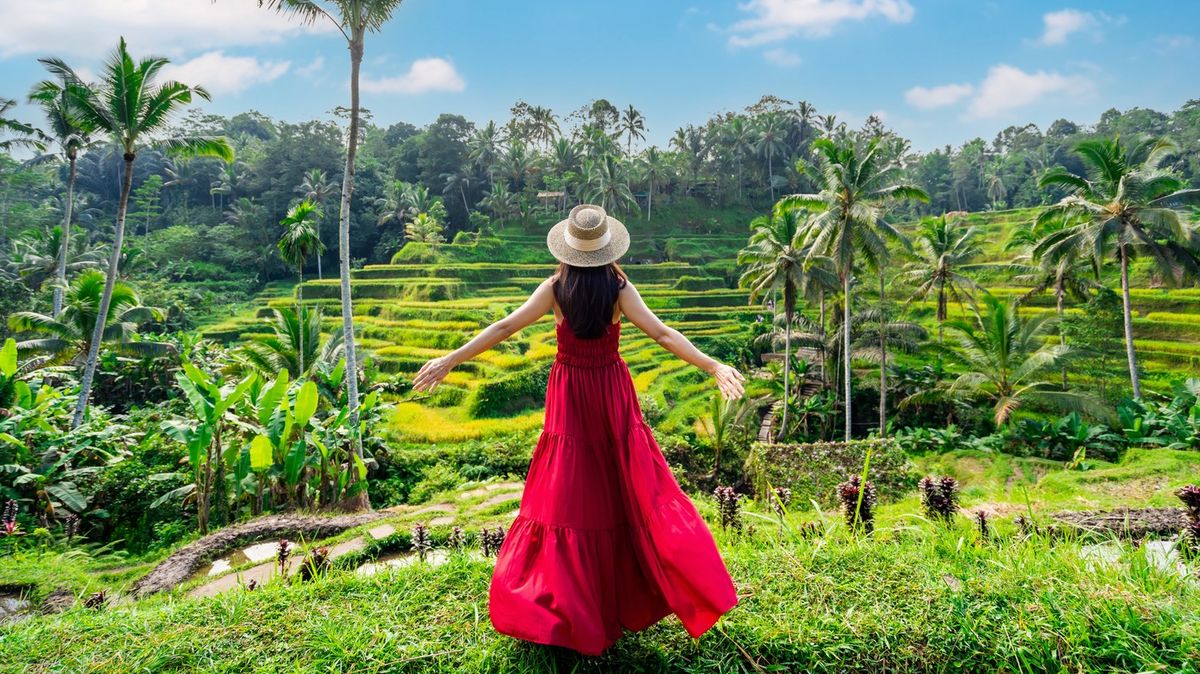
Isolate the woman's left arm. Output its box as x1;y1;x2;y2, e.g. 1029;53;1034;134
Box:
412;277;556;392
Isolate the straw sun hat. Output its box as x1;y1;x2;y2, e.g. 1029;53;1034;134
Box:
546;204;630;267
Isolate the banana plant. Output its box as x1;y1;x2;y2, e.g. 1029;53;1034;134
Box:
244;372;322;510
160;360;256;534
0;339;32;411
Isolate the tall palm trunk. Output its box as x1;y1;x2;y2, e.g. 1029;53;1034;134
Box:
842;272;852;441
1118;244;1142;399
878;270;887;437
53;153;78;316
781;280;795;439
72;152;133;429
338;33;369;510
767;154;775;202
1056;279;1067;391
297;266;305;377
818;289;828;387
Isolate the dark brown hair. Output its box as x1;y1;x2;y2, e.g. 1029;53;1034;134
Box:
553;262;627;339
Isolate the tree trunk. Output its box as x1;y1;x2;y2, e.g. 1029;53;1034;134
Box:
782;313;791;440
53;153;78;316
1056;281;1067;391
72;153;134;429
1119;244;1142;400
843;272;853;441
819;289;827;387
767;154;775;202
338;34;369;511
878;270;887;437
297;267;305;377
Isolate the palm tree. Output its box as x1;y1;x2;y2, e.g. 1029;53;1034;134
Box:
724;116;754;202
1034;136;1200;400
296;168;338;279
44;38;233;429
480;183;519;223
670;125;705;190
581;155;637;215
260;0;407;510
467;121;503;188
780;136;928;440
619;105;646;154
163;157;200;210
12;226;101;292
0;97;44;152
529;106;560;148
499;142;538;191
277;200;325;376
10;269;169;366
1006;218;1100;390
28;65;95;316
640;146;670;221
903;215;981;343
240;306;343;380
406;212;445;245
208;159;246;210
754;113;788;202
928;294;1098;426
738;206;810;435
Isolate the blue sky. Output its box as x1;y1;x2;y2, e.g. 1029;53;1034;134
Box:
1;0;1197;151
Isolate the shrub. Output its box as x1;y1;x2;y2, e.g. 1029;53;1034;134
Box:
745;439;913;509
407;463;464;504
467;363;550;417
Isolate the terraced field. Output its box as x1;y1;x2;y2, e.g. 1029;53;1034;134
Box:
203;207;1200;450
204;233;760;444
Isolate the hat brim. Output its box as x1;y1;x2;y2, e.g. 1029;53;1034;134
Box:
546;215;630;267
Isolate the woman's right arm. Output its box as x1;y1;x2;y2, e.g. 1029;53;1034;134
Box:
412;277;556;392
618;281;746;400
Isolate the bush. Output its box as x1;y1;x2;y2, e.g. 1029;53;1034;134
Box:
467;363;551;417
745;439;914;509
407;463;464;504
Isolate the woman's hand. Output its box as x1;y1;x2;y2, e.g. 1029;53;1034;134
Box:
710;362;746;401
413;355;456;393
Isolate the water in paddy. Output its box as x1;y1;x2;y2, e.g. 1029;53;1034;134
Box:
193;541;286;578
0;593;32;624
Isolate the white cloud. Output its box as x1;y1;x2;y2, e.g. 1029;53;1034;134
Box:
361;58;465;95
296;56;326;79
763;48;802;67
0;0;333;59
161;52;291;95
1039;9;1094;45
968;64;1092;118
728;0;915;47
904;83;974;109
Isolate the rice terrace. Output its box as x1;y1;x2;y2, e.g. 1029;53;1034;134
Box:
0;1;1199;672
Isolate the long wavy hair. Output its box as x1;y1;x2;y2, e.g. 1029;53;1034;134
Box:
553;262;627;339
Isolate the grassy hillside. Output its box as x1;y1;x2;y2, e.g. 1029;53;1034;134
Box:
3;450;1197;672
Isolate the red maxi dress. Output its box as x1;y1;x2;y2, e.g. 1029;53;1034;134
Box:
488;319;738;656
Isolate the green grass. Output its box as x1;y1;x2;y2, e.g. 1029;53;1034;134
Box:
3;449;1198;672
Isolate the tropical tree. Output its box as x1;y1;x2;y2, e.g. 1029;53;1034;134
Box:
258;2;407;510
903;215;981;343
43;38;233;429
0;97;44;152
240;306;343;380
724;116;754;201
640;146;670;221
926;294;1099;426
406;211;445;245
28;65;95;316
467;120;503;188
738;206;810;434
296;167;338;279
11;226;101;293
619;104;646;154
480;183;519;223
754;112;787;201
581;155;637;215
499;141;538;191
1034;136;1200;399
277;200;325;375
10;269;169;366
780;136;928;440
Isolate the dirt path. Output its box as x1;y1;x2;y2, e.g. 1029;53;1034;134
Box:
132;513;388;597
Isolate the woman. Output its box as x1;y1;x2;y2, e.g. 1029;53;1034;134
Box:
413;204;744;656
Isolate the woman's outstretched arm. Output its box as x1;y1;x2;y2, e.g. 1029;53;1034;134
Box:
618;281;746;400
412;277;556;392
